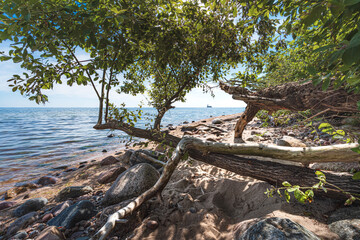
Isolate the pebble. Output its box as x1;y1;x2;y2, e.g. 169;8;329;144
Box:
189;207;197;213
102;149;107;153
42;213;54;222
146;220;159;230
107;134;115;138
29;229;39;238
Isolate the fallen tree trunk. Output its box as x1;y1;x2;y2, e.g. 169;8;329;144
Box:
95;120;360;164
219;81;360;140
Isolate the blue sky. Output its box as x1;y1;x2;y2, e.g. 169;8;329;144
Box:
0;41;246;108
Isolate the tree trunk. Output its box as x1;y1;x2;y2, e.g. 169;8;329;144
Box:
234;104;259;141
104;83;111;123
96;98;104;126
153;108;167;131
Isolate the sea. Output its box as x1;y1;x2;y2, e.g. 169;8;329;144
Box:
0;107;244;192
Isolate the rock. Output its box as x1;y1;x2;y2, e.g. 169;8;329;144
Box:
146;220;159;230
4;188;17;199
341;117;360;126
102;163;160;206
129;150;164;169
189;207;197;213
107;133;115;138
48;200;96;229
212;118;223;124
287;131;296;137
238;217;320;240
329;219;360;239
276;136;307;147
35;226;65;240
0;201;16;210
13;231;28;239
13;197;48;217
7;212;38;237
52;200;72;216
36;176;57;186
97;166;127;184
57;186;93;201
100;156;119;166
15;181;39;189
29;230;40;238
246;135;263;142
183;121;189;124
102;149;107;153
169;126;176;130
42;213;54;222
327;207;360;239
119;150;134;164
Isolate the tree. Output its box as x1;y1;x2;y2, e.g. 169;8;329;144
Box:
0;0;155;125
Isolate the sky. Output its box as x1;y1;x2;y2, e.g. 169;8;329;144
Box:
0;41;246;108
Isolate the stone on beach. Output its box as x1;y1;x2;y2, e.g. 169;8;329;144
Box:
212;118;223;124
0;200;16;210
7;212;38;237
57;186;93;201
97;166;127;184
36;176;57;186
102;163;160;206
52;200;72;216
276;136;307;147
238;217;320;240
34;226;65;240
130;149;164;169
13;197;48;217
100;155;119;166
48;200;96;229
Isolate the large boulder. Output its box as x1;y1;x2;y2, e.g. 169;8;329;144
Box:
328;207;360;239
36;176;57;186
48;200;96;229
57;186;93;201
129;150;164;169
35;226;65;240
102;163;160;206
13;197;48;217
100;156;119;166
7;212;38;237
97;166;127;184
276;136;307;147
238;217;320;240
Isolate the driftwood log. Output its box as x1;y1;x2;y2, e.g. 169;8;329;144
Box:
220;81;360;140
92;121;360;239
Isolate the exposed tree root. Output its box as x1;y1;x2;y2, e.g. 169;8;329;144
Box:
219;81;360;140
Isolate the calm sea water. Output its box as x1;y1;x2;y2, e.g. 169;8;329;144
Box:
0;107;244;192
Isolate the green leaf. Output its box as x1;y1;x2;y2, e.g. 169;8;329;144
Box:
342;45;360;66
344;0;360;6
353;171;360;180
302;5;325;28
287;185;300;193
284;190;290;202
318;123;331;129
322;76;331;91
282;181;291;187
313;44;336;53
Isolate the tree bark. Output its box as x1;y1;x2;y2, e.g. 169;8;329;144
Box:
234;104;259;141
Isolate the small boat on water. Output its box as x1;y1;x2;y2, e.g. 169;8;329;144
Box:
207;104;212;108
